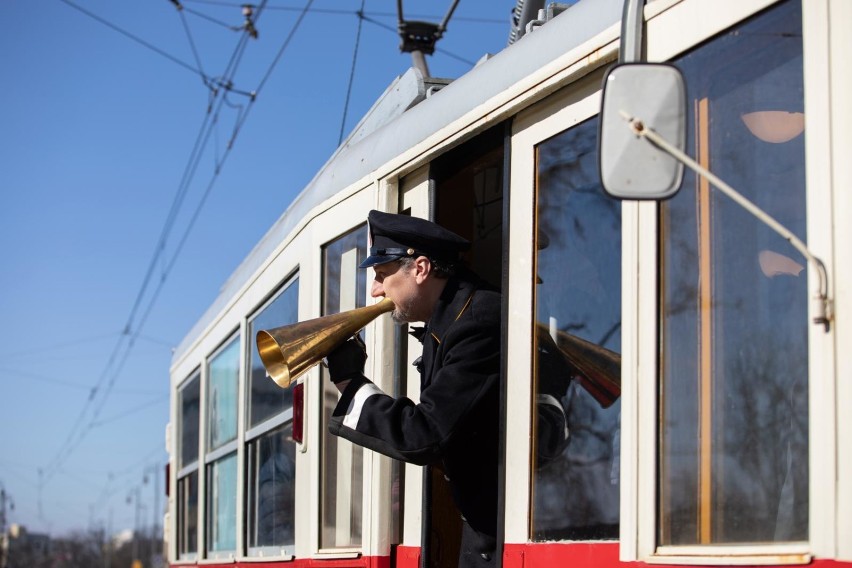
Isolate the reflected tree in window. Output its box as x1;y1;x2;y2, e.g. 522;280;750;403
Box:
659;0;808;544
532;117;621;541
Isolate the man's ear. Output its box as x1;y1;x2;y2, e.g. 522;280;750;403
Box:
413;256;432;283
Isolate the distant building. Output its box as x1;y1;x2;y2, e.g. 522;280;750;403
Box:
2;524;51;568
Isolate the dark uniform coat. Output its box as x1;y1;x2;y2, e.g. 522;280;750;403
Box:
329;271;501;567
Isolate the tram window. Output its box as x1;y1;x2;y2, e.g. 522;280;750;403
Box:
245;276;299;555
659;0;807;545
531;116;621;541
206;452;238;553
248;277;299;427
179;372;201;470
246;424;296;551
320;225;368;549
207;338;239;451
205;337;240;556
177;372;200;559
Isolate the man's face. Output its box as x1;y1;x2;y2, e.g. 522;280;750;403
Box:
371;260;423;323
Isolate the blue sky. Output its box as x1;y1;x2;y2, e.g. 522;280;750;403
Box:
0;0;512;537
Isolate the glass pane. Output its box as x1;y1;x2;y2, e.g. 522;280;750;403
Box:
177;470;198;558
208;338;240;450
247;424;297;551
531;117;622;540
659;0;807;545
206;452;238;553
248;276;300;427
320;225;368;548
179;373;200;468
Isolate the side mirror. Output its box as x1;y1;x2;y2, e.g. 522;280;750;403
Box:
598;63;687;200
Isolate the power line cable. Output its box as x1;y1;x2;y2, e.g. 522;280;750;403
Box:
57;0;207;82
176;7;212;87
182;0;506;23
0;331;120;360
0;366;165;396
136;0;314;339
89;395;169;428
339;0;367;145
252;0;310;94
183;5;240;30
39;27;253;493
40;0;292;487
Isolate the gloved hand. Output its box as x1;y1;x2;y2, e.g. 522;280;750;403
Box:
326;334;367;384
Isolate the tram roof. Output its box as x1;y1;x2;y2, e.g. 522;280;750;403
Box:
172;0;622;365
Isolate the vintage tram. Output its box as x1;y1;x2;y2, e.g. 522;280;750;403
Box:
166;0;852;566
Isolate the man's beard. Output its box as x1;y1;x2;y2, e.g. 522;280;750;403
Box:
391;296;417;323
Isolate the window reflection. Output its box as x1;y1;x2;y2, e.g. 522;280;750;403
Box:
177;373;200;559
206;452;237;553
247;425;296;549
532;117;621;541
208;339;239;450
245;276;300;555
179;373;200;469
248;277;299;427
320;225;368;549
177;469;198;558
659;0;808;545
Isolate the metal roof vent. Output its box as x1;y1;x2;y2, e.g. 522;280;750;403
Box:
508;0;575;44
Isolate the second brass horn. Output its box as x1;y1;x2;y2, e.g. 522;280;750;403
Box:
256;297;395;388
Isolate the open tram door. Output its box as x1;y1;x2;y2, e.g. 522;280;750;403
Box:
397;124;507;568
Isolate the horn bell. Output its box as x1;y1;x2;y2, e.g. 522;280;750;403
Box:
256;297;395;389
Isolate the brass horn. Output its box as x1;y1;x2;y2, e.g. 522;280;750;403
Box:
537;325;621;408
256;297;395;389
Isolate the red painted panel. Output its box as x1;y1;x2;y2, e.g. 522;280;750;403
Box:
169;545;852;568
168;555;388;568
503;542;852;568
396;545;422;568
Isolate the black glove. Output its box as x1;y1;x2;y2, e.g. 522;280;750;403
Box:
326;335;367;384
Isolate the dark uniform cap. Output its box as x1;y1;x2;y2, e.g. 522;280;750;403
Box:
360;210;470;268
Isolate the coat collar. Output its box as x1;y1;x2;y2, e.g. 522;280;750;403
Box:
426;272;478;344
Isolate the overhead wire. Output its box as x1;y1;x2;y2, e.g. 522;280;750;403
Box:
89;395;170;428
40;0;313;499
0;366;165;396
181;0;506;24
124;3;260;346
156;0;316;286
339;0;367;145
50;0;282;506
183;5;240;30
177;7;211;87
57;0;207;82
39;0;265;496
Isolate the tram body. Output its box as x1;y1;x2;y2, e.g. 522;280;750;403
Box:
166;0;852;567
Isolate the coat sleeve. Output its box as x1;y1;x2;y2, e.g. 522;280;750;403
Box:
328;309;501;466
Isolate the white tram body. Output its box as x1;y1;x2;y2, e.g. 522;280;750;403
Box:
167;0;852;566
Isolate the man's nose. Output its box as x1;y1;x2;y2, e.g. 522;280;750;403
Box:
371;279;384;298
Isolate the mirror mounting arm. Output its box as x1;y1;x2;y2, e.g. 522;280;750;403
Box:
622;112;833;332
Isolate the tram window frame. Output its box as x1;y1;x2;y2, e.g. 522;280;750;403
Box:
244;273;300;559
530;114;622;542
204;332;241;559
506;68;610;546
610;0;824;562
656;0;809;550
176;369;201;561
318;223;369;553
